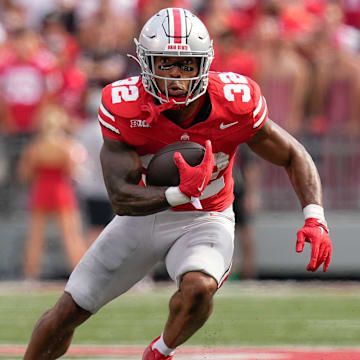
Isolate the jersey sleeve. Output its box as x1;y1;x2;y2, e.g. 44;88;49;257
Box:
211;72;268;138
247;77;268;133
97;84;123;141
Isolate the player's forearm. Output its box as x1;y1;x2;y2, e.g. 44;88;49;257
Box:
100;139;172;215
106;182;171;216
285;143;323;209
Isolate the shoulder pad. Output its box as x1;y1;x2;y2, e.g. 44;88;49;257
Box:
208;72;261;115
101;76;145;119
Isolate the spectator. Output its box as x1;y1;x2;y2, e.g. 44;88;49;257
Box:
42;11;88;125
210;28;258;78
232;145;260;280
300;3;360;208
247;3;313;210
17;105;87;280
306;3;360;138
77;0;138;88
207;0;260;78
0;28;59;135
0;27;61;213
254;2;311;137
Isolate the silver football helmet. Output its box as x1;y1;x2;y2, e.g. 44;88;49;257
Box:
134;8;214;105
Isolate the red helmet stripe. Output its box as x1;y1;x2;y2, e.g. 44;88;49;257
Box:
172;8;182;43
168;8;187;44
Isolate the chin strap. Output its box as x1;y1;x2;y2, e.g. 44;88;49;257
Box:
141;99;180;125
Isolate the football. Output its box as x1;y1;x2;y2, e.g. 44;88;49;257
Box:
146;141;205;186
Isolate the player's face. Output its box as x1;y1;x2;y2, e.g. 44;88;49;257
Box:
154;56;199;97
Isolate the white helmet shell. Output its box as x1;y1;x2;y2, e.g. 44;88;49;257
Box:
135;8;214;105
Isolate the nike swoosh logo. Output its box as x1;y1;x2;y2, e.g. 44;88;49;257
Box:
198;176;207;192
220;121;239;130
319;226;324;235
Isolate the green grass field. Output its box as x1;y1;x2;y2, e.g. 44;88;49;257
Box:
1;280;360;349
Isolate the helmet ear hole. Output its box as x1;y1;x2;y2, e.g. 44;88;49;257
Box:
136;8;214;105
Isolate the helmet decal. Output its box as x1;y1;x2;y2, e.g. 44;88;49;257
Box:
167;8;187;44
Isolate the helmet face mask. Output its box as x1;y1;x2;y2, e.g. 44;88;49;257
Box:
135;8;214;105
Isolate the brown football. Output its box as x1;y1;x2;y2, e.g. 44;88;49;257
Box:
146;141;205;186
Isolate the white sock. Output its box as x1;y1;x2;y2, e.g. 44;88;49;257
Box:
152;334;176;356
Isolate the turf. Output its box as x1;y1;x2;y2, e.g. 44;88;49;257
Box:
1;281;360;346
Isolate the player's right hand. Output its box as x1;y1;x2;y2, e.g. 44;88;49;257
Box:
173;140;214;200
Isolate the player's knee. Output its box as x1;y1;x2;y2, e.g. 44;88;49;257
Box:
180;272;217;307
48;292;91;330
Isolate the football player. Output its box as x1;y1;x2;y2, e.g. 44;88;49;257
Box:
24;8;332;360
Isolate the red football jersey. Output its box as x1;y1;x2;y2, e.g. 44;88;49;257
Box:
98;71;268;212
0;48;60;133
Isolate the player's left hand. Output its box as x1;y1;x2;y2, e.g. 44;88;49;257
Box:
174;140;214;207
296;218;332;272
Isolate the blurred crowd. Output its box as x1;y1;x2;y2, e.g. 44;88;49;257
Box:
0;0;359;227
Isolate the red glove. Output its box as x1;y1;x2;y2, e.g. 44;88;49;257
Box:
296;218;332;272
173;140;214;202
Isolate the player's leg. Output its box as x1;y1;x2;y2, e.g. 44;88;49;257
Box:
25;213;161;359
23;292;91;360
237;223;257;279
143;207;234;359
233;185;257;280
23;211;46;279
165;271;218;345
165;220;233;348
142;272;218;360
84;198;114;246
56;209;87;270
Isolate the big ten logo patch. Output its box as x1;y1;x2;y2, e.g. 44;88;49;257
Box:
130;119;151;128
